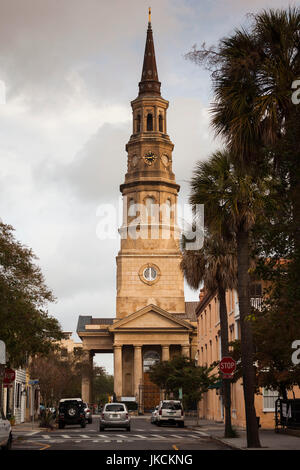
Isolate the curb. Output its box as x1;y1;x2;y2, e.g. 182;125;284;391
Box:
187;426;244;450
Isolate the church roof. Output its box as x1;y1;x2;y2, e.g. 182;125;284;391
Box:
138;14;161;96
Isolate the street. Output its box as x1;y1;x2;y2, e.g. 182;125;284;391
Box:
11;416;231;450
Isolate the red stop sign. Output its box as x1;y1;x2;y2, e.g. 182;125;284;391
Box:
3;368;15;384
219;357;236;376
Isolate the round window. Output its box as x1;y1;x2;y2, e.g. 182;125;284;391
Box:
143;266;157;282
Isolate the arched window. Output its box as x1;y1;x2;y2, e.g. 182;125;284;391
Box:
147;113;153;131
159;114;163;132
136;114;141;133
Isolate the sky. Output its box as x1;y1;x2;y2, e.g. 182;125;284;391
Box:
0;0;294;374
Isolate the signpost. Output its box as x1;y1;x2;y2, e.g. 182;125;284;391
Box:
219;356;236;379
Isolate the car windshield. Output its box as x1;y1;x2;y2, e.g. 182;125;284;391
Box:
162;402;182;410
105;404;125;412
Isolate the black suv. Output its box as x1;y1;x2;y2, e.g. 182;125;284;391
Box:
58;398;86;429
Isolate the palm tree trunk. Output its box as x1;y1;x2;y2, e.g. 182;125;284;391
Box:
218;285;234;437
236;230;261;448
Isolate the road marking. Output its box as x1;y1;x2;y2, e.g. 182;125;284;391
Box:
79;434;90;438
116;434;128;438
116;440;122;443
169;434;183;439
41;435;51;439
27;431;40;436
150;434;166;439
193;431;209;437
133;434;147;439
97;434;110;439
61;435;72;439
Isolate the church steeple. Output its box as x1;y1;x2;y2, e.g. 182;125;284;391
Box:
138;8;161;96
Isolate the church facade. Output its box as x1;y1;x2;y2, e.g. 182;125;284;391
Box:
77;16;198;412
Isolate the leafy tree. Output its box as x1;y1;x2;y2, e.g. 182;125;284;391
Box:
0;222;63;366
93;366;114;405
148;355;218;410
181;232;237;437
29;348;91;407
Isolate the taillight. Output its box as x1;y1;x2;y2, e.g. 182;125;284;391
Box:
159;409;162;415
86;409;90;413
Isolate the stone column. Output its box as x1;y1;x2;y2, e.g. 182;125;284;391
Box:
133;346;143;402
114;345;123;400
162;345;170;361
182;345;190;358
81;350;93;404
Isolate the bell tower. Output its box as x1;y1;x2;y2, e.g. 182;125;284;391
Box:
116;12;185;318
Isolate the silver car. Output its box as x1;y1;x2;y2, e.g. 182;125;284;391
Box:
99;403;130;431
83;403;92;424
151;405;159;424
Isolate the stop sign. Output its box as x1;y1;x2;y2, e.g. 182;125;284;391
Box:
219;357;236;378
3;368;15;384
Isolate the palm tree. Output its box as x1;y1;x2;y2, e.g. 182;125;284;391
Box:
189;150;269;447
181;232;237;437
210;8;300;250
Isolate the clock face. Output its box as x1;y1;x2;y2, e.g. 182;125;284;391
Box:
143;151;156;166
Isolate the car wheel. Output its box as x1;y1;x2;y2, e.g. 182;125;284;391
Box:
99;426;105;432
126;426;131;432
157;421;162;426
81;420;86;428
58;422;65;429
178;422;184;428
88;418;92;424
1;433;12;451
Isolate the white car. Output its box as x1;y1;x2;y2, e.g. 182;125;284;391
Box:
151;405;159;424
156;400;184;427
0;410;12;450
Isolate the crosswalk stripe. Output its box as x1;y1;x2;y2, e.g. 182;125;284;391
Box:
133;434;147;439
193;431;209;436
116;434;128;438
187;434;200;439
61;435;71;439
169;434;183;439
41;435;51;439
150;434;166;439
79;434;90;438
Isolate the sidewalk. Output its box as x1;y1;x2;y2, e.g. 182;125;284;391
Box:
186;418;300;450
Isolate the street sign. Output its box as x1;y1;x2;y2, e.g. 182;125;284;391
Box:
0;340;5;364
3;368;15;384
28;379;39;385
219;356;236;379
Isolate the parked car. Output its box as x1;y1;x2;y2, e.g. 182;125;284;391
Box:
58;398;86;429
83;403;92;424
0;409;12;450
99;403;130;431
156;400;184;427
151;405;159;424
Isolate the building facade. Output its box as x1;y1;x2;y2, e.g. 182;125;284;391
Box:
196;287;300;429
77;16;197;411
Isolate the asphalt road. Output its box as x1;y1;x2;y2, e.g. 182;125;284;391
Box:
12;416;230;451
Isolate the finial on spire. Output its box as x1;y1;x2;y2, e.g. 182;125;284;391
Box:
148;7;151;23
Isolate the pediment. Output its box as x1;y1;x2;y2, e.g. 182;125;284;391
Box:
109;304;194;331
